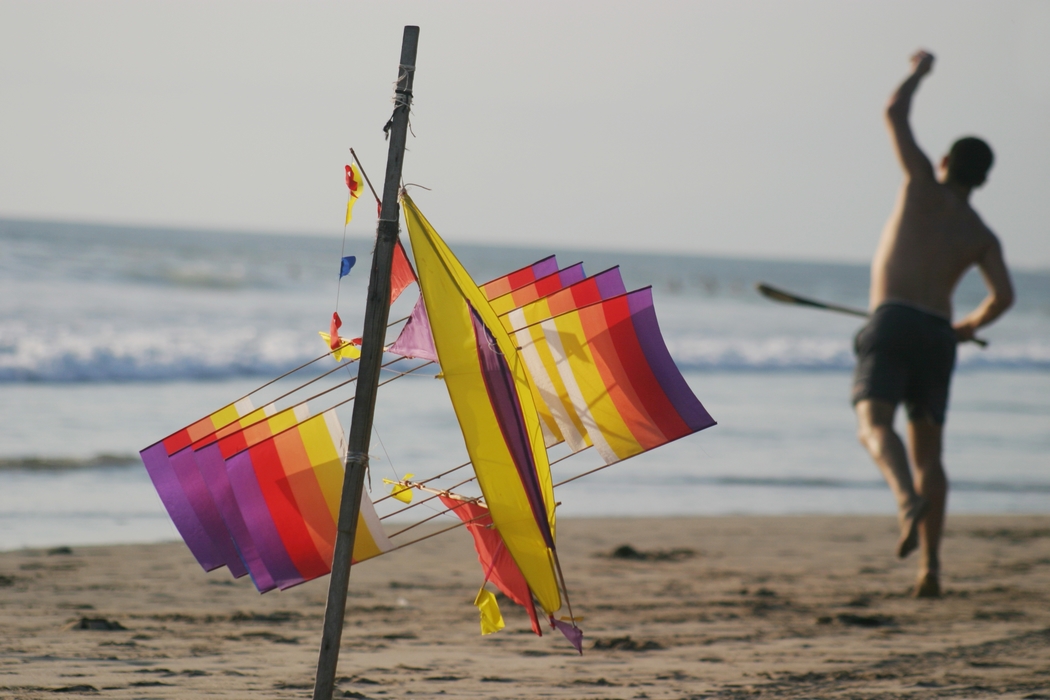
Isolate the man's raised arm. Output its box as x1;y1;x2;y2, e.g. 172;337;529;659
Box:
885;50;936;181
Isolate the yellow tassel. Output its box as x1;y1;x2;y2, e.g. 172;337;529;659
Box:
474;588;505;635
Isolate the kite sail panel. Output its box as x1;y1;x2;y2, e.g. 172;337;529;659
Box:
487;263;587;316
224;409;391;590
500;267;628;451
141;397;260;575
142;397;392;594
527;287;715;463
479;255;560;300
402;193;564;616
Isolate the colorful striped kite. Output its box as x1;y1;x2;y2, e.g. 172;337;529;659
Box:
516;287;715;463
140;191;714;647
403;193;565;618
142;400;392;593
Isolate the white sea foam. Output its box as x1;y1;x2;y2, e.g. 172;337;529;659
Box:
2;326;1046;382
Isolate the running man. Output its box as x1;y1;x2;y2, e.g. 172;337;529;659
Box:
853;50;1014;598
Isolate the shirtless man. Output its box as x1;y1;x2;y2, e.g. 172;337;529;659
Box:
853;50;1014;598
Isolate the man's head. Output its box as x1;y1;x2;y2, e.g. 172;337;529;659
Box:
942;137;994;188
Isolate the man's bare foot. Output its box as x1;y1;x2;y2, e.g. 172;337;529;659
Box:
897;496;928;559
914;573;941;598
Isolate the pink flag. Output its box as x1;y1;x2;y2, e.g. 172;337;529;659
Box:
387;296;437;361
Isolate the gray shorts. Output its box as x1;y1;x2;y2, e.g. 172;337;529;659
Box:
851;302;957;425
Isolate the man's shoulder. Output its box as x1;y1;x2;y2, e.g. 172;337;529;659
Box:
958;199;997;241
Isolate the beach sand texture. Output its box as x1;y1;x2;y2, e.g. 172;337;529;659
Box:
2;515;1049;699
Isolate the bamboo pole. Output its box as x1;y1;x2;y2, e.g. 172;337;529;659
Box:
313;25;419;700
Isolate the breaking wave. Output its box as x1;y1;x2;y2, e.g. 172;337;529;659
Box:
1;330;1047;383
668;336;1050;373
0;454;140;471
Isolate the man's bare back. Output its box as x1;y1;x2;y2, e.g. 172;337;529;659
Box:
871;50;1013;338
872;176;998;318
853;50;1014;598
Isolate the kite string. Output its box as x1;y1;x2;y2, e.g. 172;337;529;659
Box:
371;422;395;494
335;149;382;313
386;493;482;538
264;313;407;406
376;449;581;518
336;172;351;313
202;358;434;453
233;315;412;418
551;432;707;489
386;511;489;553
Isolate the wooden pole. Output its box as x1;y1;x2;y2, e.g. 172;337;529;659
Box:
313;25;419;700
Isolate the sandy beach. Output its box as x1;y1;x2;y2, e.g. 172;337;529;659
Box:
2;515;1049;699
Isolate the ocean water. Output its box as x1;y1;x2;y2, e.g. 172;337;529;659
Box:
1;218;1048;551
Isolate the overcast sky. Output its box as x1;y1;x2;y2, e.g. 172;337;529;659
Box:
1;1;1048;268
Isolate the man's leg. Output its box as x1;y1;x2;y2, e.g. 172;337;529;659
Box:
907;417;947;598
855;399;927;558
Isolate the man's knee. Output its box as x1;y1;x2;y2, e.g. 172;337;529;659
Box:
908;417;945;472
914;458;947;488
856;399;895;443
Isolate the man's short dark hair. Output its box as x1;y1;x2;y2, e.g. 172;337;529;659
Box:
946;137;994;188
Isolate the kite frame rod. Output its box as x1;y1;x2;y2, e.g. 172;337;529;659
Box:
386;510;490;552
379;475;479;523
372;459;472;505
314;25;419;700
233;314;410;406
551;433;706;489
385;488;483;538
167;314;411;443
349;147;381;207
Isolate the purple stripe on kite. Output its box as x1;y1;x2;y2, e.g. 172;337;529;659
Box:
626;288;716;433
226;450;305;590
557;263;587;287
194;443;276;592
169;447;247;578
531;256;560;280
594;267;627;299
470;307;555;549
140;443;223;571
